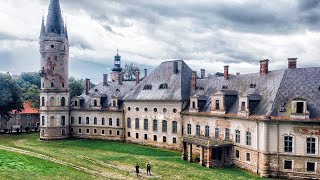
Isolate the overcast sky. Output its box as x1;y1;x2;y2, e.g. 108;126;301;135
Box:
0;0;320;83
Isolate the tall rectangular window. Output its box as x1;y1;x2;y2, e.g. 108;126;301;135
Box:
109;118;113;126
215;128;219;139
246;131;251;146
116;118;120;126
235;130;240;143
196;125;200;136
86;117;90;125
284;136;293;153
153;119;158;131
216;100;220;110
172;121;177;134
235;150;240;159
225;128;230;141
71;117;74;124
102;118;105;125
94;117;97;125
162;120;167;132
144;119;148;130
61;116;66;126
307;137;316;154
205;125;210;138
42;116;45;126
127;118;131;128
187;124;191;135
135;118;139;130
78;117;82;125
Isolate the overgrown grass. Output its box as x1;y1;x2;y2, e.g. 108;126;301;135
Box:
0;133;266;179
0;149;93;180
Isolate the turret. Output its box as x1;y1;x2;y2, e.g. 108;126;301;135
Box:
46;0;65;36
111;49;123;82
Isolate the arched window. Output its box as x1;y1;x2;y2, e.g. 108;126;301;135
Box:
246;131;251;146
192;101;196;108
41;97;45;106
162;120;167;132
74;101;78;106
143;84;152;90
86;117;90;124
109;118;113;126
159;83;168;89
306;137;316;154
235;130;241;143
61;116;66;126
153;119;158;131
61;97;66;106
50;97;55;106
51;82;54;87
172;121;177;134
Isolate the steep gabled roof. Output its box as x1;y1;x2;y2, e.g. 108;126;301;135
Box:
124;60;193;101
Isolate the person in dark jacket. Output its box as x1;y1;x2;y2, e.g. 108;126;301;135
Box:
135;163;140;177
146;163;151;175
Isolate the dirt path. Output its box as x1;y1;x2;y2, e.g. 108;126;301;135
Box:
0;145;113;179
78;155;160;179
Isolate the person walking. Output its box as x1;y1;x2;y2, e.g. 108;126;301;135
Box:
135;163;140;177
146;163;151;176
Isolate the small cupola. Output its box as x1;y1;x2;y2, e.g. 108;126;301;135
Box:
189;95;199;113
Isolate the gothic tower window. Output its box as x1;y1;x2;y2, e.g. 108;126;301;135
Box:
61;97;66;106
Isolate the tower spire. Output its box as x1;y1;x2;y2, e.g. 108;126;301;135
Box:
46;0;64;35
40;16;46;37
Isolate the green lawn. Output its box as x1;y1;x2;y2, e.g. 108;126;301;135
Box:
0;133;266;179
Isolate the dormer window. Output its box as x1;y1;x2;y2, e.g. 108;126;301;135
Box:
74;101;78;107
279;102;286;112
241;102;246;111
222;85;228;89
159;83;168;89
216;100;220;110
250;83;256;88
94;100;98;107
192;101;196;108
290;98;309;119
143;84;152;90
113;100;116;107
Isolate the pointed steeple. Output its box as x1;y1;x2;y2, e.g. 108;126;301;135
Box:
46;0;64;35
40;16;46;37
64;22;68;39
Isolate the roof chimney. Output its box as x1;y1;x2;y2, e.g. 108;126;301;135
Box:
103;74;108;86
200;69;205;79
224;65;229;80
259;59;269;75
144;69;148;79
118;73;123;85
191;71;197;91
288;58;297;69
135;70;140;84
173;61;179;74
85;78;90;94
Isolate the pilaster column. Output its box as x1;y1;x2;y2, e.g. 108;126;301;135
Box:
206;148;212;168
199;146;204;166
188;143;193;162
181;142;187;160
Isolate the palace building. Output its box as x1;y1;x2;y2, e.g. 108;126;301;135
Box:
39;1;320;179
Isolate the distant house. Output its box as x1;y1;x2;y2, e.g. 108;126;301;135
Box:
1;102;40;132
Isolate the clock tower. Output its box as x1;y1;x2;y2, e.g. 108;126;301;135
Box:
39;0;70;140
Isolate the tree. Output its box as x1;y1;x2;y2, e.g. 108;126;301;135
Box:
69;77;84;98
0;73;23;117
122;63;140;81
23;85;40;109
17;72;41;87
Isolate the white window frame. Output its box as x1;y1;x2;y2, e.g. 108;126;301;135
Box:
283;160;294;171
305;161;317;173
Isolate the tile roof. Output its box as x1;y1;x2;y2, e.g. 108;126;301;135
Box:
12;102;39;114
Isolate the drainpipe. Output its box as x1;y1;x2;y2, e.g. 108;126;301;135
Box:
276;120;280;178
256;121;260;175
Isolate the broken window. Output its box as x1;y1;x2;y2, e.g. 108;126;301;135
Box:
307;162;316;172
246;153;251;162
61;116;65;126
61;97;66;106
236;150;240;159
284;160;293;170
163;136;167;143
